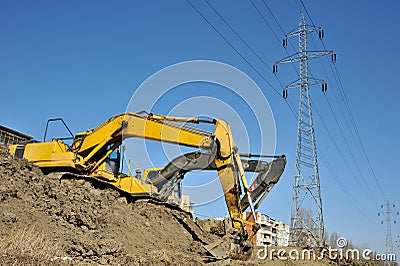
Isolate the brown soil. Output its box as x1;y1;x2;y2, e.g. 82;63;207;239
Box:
0;145;381;265
0;145;217;265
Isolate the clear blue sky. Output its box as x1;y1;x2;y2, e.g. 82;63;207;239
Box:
1;0;399;256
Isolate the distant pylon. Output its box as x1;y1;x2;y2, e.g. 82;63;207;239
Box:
378;200;399;262
273;13;335;247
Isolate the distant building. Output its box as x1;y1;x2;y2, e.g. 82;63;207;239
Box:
244;212;290;247
179;194;194;215
167;184;194;215
0;125;32;146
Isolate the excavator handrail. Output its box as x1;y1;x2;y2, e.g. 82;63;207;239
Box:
43;118;74;142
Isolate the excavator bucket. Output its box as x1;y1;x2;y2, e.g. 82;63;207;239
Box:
202;156;286;260
241;156;286;210
204;233;253;260
149;153;286;260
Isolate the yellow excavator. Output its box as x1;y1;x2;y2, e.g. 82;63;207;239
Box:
9;111;286;259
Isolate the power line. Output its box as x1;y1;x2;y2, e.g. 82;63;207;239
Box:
292;0;303;13
185;0;275;93
310;32;385;205
187;0;383;226
211;0;303;119
298;0;387;199
299;0;385;205
185;0;298;118
316;57;359;148
331;64;387;199
299;0;316;27
320;61;384;201
248;0;281;43
249;0;382;218
311;100;380;208
304;15;360;154
187;3;361;229
322;95;379;204
260;0;298;56
204;0;279;84
318;147;377;225
261;0;286;36
299;16;378;201
250;1;310;115
204;0;300;118
256;0;300;78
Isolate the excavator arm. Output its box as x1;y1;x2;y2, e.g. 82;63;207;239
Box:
74;113;249;231
148;150;286;259
9;112;250;221
67;112;215;173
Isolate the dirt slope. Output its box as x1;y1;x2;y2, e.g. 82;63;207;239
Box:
0;145;382;266
0;146;216;265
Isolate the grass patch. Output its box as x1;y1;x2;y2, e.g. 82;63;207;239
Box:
0;226;72;265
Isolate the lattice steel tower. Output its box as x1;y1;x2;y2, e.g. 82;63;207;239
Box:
378;201;399;259
273;13;335;246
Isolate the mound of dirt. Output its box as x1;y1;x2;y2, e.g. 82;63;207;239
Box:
0;146;217;265
0;145;382;266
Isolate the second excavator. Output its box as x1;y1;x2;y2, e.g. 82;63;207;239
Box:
9;111;286;259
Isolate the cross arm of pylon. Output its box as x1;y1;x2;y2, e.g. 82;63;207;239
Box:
273;50;335;71
285;77;326;90
284;25;322;39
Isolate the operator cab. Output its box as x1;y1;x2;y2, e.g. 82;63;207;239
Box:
105;148;120;175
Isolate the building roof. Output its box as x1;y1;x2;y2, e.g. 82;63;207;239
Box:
0;124;32;140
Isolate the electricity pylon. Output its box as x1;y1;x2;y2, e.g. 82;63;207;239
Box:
378;201;399;260
273;13;335;246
